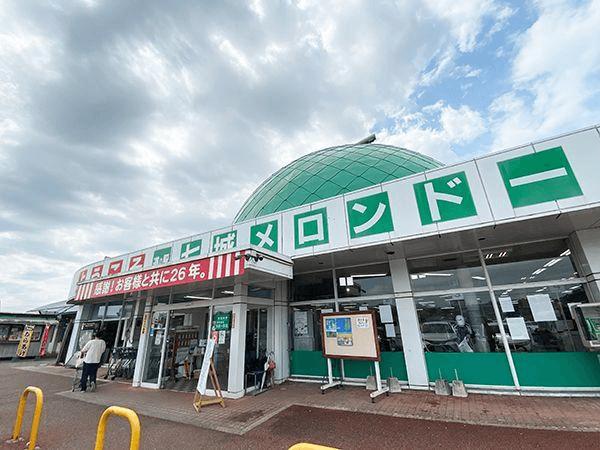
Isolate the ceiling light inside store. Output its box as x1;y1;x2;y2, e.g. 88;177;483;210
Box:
560;249;571;257
472;276;486;281
353;273;387;278
221;290;234;295
544;258;562;267
424;273;452;277
184;295;212;300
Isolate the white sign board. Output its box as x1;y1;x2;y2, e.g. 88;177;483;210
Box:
499;296;515;313
379;304;394;323
527;294;557;322
506;317;530;341
321;311;380;361
196;338;216;395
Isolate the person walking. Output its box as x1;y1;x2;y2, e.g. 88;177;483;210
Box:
79;332;106;392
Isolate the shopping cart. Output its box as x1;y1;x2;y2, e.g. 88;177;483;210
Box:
65;351;85;392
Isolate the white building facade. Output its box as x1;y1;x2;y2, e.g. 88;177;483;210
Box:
65;126;600;396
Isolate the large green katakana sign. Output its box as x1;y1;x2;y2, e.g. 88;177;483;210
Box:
346;191;394;238
180;239;202;259
212;230;237;252
294;208;329;249
152;247;171;265
413;171;477;225
497;146;582;208
250;220;278;251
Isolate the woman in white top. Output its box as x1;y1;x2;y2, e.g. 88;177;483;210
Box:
79;332;106;392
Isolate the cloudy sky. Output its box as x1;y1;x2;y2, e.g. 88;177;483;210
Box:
1;0;599;312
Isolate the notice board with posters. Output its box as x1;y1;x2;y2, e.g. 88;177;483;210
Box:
321;311;380;361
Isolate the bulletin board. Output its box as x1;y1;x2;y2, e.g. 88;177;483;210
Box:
321;311;380;361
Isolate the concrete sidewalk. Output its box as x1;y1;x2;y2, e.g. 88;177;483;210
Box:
18;364;600;435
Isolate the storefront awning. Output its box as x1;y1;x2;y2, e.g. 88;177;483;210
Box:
72;247;292;303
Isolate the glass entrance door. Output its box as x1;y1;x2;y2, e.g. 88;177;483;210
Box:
141;311;169;387
244;306;269;389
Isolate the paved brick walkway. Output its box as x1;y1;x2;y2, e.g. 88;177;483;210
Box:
17;364;600;435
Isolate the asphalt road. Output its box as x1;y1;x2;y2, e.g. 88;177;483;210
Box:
0;361;599;449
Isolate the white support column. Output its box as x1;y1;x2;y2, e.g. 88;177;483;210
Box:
65;304;86;363
227;301;247;398
132;296;153;387
570;228;600;302
389;258;429;388
272;280;290;382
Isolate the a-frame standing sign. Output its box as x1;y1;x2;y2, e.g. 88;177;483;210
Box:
193;338;225;412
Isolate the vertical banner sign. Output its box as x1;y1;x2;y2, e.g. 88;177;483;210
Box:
39;324;51;357
497;146;583;208
196;338;216;395
413;171;477;224
16;324;35;358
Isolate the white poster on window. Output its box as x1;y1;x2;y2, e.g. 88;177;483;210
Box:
499;296;515;313
379;304;394;323
385;323;396;338
527;294;557;322
506;317;530;340
294;311;308;336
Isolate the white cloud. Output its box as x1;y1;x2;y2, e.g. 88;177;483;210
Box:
424;0;514;52
490;0;600;149
380;103;486;162
0;0;509;311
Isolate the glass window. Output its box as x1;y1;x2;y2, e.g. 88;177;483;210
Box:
89;304;106;320
338;299;402;351
291;303;335;351
336;263;393;298
214;286;235;298
248;285;274;299
0;325;10;342
414;291;498;353
153;294;171;305
292;271;334;302
104;302;123;319
485;241;579;285
494;284;587;352
171;289;213;303
8;325;24;342
409;251;486;292
31;325;44;341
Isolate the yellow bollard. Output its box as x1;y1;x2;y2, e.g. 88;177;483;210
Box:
9;386;44;450
94;406;141;450
289;444;339;450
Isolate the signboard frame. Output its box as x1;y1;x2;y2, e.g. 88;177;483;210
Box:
320;310;381;362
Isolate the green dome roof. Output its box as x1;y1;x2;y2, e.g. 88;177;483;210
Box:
234;143;443;224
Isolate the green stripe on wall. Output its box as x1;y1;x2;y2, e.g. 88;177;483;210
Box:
512;352;600;387
290;351;407;380
425;352;514;386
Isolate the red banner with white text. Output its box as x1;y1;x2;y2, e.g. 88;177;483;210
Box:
74;251;245;302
